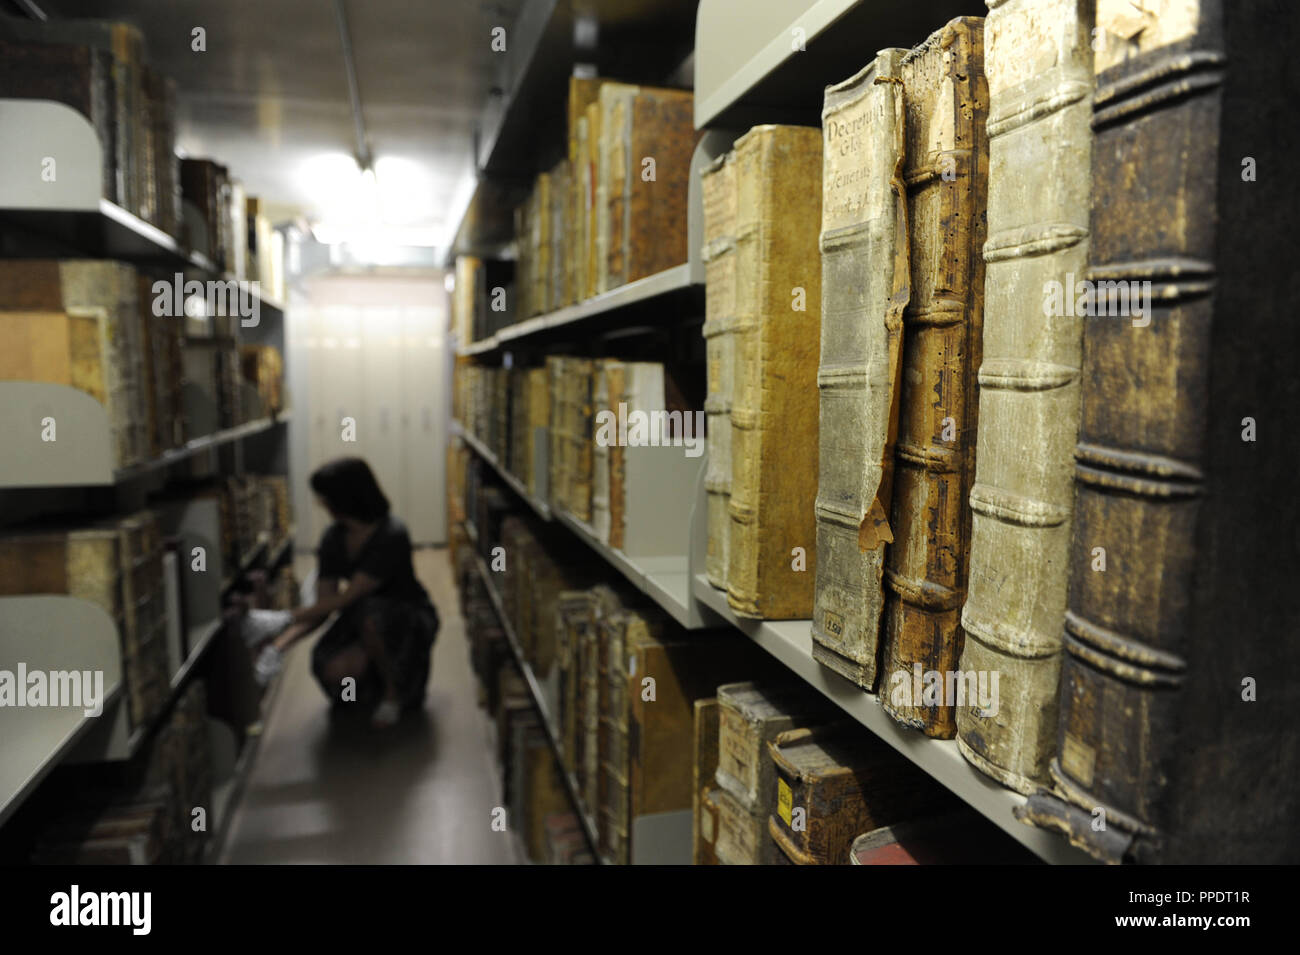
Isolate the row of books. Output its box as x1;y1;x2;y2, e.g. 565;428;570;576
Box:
454;355;695;545
0;476;290;726
452;465;1034;864
0;16;286;293
456;2;1299;864
0;259;286;471
449;76;696;342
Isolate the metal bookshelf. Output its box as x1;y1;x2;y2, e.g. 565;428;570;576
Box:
471;550;605;864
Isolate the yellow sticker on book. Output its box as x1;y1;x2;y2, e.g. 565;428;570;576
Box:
777;779;793;827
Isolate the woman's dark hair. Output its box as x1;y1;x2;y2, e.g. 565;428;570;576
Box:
310;457;390;522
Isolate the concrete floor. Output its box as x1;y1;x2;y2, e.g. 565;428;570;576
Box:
219;547;519;864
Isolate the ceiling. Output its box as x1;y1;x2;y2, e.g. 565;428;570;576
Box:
33;0;528;253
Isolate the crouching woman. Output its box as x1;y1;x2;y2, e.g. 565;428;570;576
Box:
257;457;438;729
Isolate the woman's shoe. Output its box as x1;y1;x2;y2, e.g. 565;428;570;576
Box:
370;699;401;730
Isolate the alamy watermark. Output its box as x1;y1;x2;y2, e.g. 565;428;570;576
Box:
593;404;705;458
1043;272;1151;327
888;664;1000;716
151;272;261;327
0;664;105;717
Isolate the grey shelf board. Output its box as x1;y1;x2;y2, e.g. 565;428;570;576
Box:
552;509;695;629
0;199;284;318
456;424;552;520
172;617;225;692
472;551;603;861
456;263;699;356
0;680;125;830
689;573;1096;865
111;414;289;484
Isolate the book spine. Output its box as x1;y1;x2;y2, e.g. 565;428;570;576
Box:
726;126;823;619
1040;0;1230;862
627;91;695;282
701;152;737;590
584;101;602;301
591;362;613;542
879;18;989;737
955;0;1094;793
812;52;909;687
606;363;628;549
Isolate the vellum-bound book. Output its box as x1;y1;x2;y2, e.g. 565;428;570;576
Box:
955;0;1094;793
878;17;989;738
525;368;550;500
726;125;823;620
564;358;595;521
701;150;738;591
811;50;910;685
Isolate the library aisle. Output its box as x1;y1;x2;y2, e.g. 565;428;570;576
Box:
219;551;519;865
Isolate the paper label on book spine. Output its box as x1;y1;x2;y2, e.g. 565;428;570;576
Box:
777;778;793;826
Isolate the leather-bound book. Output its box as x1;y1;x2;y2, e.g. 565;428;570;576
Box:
531;171;553;316
602;361;626;546
564;358;595;521
556;589;600;773
877;17;989;737
574;112;593;304
547;356;569;512
591;360;617;543
701;150;737;592
599;84;695;292
726;125;823;619
715;682;835;810
1018;0;1300;865
956;0;1094;792
693;699;722;865
144;68;180;237
767;724;954;864
811;50;910;685
583;100;603;301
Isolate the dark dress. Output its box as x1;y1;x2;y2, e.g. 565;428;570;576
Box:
309;515;439;710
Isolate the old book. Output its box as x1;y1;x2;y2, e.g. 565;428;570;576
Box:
547;357;569;512
549;159;571;309
574;113;593;304
811;50;910;685
583;100;603;301
590;360;617;543
714;783;779;865
693;699;722;865
701;150;737;591
955;0;1093;793
599;84;695;292
877;17;989;738
0;259;150;469
726;125;823;619
767;724;953;864
556;589;598;771
531;171;553;316
715;681;835;810
1017;0;1300;865
561;358;594;521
